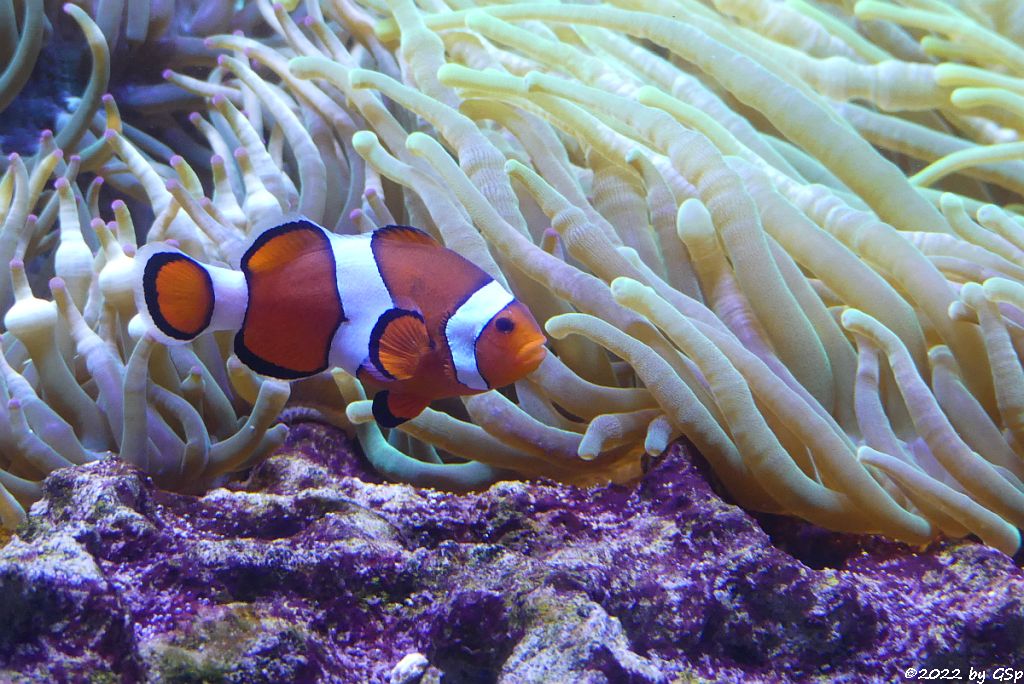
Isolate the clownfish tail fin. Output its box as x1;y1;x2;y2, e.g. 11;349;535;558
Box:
134;245;247;344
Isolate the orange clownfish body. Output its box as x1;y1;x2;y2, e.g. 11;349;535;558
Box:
133;219;547;427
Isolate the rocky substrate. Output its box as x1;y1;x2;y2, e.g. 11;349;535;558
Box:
0;422;1021;682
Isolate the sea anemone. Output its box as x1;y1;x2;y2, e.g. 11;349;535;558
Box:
3;0;1024;555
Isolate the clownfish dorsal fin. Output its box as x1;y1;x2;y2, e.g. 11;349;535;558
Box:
373;224;441;248
369;308;431;381
371;390;430;428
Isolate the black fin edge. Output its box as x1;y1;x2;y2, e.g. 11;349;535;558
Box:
372;224;438;244
372;390;408;428
234;218;342;381
233;333;325;380
368;308;425;381
240;218;330;272
142;252;214;341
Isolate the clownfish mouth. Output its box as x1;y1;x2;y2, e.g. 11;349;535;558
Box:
515;338;547;371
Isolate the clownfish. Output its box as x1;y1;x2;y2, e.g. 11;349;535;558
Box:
133;218;547;427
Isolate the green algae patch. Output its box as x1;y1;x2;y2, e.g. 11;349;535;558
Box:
143;603;313;683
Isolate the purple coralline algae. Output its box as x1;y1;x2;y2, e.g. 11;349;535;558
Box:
0;422;1021;683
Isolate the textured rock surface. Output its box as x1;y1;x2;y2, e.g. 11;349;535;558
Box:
0;421;1021;683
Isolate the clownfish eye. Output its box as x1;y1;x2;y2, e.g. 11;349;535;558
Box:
496;317;515;333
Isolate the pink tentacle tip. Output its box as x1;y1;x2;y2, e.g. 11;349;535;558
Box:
124;244;137;257
49;277;66;293
7;152;19;162
90;218;105;230
101;93;114;103
52;149;64;160
69;154;81;163
349;209;363;220
62;3;74;13
210;154;224;165
166;239;180;248
204;37;216;49
273;2;285;12
169;155;184;166
302;16;315;27
211;93;225;106
216;54;228;66
26;214;37;225
165;179;181;192
54;177;70;190
91;176;105;187
111;199;126;210
9;258;24;270
8;399;21;411
162;69;174;80
232;29;245;37
103;129;117;140
364;187;378;199
233;148;248;160
188;112;202;124
40;129;53;140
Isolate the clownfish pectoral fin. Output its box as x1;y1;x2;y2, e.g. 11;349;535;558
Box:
357;358;391;385
371;390;430;428
135;246;216;343
369;308;431;381
373;224;441;248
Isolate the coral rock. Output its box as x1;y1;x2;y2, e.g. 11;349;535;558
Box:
0;422;1021;682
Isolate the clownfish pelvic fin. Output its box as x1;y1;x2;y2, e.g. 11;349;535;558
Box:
133;244;247;345
371;390;431;428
